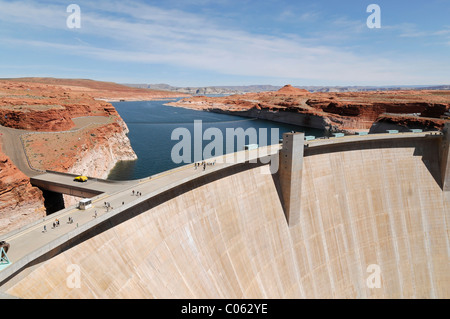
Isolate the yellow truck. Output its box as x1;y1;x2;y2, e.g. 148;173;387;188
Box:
74;175;88;182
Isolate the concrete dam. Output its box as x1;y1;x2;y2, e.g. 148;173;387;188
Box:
1;129;449;298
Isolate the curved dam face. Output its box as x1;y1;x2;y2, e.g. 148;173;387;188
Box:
6;138;449;298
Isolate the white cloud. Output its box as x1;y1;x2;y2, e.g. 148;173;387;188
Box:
384;22;450;39
0;0;449;85
0;0;66;29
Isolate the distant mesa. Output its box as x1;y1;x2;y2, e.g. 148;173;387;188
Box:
277;84;309;95
0;77;189;102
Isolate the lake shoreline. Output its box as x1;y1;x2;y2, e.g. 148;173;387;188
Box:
107;100;325;180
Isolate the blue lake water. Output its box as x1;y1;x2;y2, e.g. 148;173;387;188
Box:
107;99;325;180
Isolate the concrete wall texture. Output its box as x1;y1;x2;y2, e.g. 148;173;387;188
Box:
279;132;304;227
5;137;450;298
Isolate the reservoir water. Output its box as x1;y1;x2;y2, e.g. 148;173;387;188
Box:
107;99;325;180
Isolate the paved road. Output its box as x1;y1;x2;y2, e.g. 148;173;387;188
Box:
30;172;138;196
0;125;38;177
304;130;439;147
0;116;111;177
0;145;279;272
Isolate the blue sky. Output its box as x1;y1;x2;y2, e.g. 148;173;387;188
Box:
0;0;449;86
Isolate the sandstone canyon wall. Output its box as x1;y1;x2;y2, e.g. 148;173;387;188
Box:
168;85;450;133
0;142;45;235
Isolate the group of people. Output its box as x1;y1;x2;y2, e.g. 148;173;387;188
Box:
41;191;149;234
194;160;217;171
104;202;114;212
43;217;77;233
132;190;142;196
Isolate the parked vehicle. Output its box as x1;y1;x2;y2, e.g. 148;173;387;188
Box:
78;198;92;210
74;175;88;182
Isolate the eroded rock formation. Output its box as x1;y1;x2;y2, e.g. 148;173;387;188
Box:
168;86;450;133
0;79;138;234
0;142;45;235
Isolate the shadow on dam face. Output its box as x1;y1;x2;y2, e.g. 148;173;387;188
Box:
5;138;450;299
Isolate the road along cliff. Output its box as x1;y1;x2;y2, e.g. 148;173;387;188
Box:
0;80;137;234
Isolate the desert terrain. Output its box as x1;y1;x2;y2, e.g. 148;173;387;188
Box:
0;79;449;299
2;77;189;102
0;79;140;234
169;85;450;133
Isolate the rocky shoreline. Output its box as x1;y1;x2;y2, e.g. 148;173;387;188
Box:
168;85;450;133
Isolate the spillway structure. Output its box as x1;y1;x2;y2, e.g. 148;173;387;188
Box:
0;125;449;299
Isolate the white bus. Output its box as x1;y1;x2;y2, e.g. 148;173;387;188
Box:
78;198;92;210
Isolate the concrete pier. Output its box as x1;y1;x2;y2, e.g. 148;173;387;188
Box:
278;132;304;226
441;122;450;192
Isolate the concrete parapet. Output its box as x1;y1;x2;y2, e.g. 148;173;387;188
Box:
279;132;304;226
441;123;450;192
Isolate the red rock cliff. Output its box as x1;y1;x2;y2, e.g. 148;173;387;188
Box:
168;87;450;132
0;79;137;234
0;142;45;235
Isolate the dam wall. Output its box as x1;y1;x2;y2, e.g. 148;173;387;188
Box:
5;137;450;298
279;132;304;226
